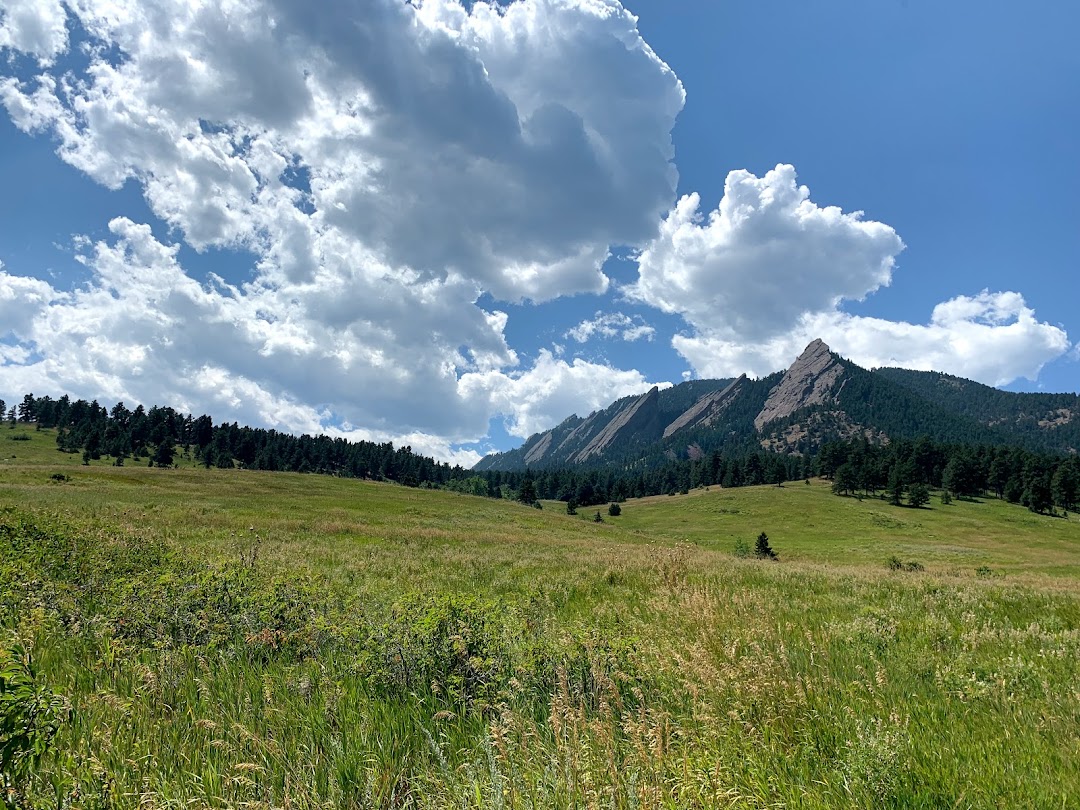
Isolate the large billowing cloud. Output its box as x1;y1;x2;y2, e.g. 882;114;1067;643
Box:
0;0;683;301
633;165;1070;384
631;164;905;339
0;216;678;464
0;0;681;460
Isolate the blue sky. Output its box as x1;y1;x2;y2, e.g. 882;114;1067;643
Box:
0;0;1076;463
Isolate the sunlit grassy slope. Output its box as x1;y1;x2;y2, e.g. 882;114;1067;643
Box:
3;424;1080;808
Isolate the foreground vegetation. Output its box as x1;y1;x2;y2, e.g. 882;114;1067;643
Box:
3;428;1080;808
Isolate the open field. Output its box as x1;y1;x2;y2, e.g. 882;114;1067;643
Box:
3;426;1080;808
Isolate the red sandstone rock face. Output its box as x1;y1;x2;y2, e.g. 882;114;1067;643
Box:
753;339;844;431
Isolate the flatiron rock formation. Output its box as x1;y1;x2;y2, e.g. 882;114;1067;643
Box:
754;339;844;431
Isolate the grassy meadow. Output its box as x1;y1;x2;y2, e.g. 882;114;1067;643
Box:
2;424;1080;808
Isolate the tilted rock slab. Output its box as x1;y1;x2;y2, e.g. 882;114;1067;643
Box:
663;375;748;439
754;339;844;431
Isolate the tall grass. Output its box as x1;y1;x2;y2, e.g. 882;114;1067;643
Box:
2;429;1080;807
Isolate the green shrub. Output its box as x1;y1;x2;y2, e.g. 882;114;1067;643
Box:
887;556;924;572
359;594;515;706
0;640;72;802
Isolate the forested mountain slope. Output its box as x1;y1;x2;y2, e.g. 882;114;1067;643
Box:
476;340;1080;471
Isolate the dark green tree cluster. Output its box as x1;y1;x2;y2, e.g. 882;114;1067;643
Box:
19;393;466;486
875;367;1080;452
473;447;809;507
822;435;1078;515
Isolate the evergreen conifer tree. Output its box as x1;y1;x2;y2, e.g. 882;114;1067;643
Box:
908;483;930;508
754;532;777;559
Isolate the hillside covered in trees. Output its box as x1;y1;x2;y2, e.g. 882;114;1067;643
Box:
3;393;461;487
5;391;1077;516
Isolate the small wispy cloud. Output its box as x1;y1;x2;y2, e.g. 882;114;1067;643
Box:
565;311;656;344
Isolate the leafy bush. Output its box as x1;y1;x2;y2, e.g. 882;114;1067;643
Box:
607;502;621;517
0;640;72;803
359;594;516;706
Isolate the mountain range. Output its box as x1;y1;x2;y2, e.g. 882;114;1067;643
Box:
474;339;1080;471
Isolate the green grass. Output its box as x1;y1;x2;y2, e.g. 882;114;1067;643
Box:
611;481;1080;578
3;426;1080;809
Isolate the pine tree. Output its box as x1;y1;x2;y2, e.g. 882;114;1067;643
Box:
517;476;537;505
887;465;904;506
754;532;777;560
1051;462;1078;512
832;463;857;496
908;483;930;508
152;442;176;468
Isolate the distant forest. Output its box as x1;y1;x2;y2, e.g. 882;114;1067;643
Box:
4;393;1077;515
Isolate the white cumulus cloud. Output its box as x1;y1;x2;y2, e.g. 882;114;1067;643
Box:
0;0;68;64
630;164;905;340
0;0;684;301
635;165;1070;386
458;349;665;439
0;0;685;460
674;291;1070;386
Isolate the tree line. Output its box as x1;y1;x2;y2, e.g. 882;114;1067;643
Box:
9;393;464;486
819;436;1078;514
6;392;1076;515
457;450;810;507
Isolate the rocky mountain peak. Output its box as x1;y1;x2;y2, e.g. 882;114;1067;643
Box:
753;339;844;431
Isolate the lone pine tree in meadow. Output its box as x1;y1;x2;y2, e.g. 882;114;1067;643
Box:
754;532;777;560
